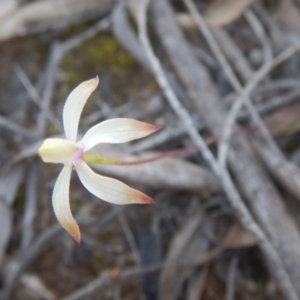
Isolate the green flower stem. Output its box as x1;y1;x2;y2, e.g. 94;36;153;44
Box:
83;149;198;166
83;154;125;165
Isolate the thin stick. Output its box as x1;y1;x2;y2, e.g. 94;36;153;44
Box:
137;1;298;299
219;39;300;166
61;263;163;300
114;207;141;265
183;0;281;166
13;64;62;132
21;161;40;257
0;114;32;138
36;42;62;138
225;257;239;300
219;10;300;166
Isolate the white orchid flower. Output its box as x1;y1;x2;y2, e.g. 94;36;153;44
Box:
38;76;161;243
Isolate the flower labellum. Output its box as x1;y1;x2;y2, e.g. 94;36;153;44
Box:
38;76;161;243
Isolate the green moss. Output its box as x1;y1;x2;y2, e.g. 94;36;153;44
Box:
14;190;25;210
60;33;149;101
88;254;109;275
282;116;300;135
98;229;112;241
92;254;105;269
47;123;59;135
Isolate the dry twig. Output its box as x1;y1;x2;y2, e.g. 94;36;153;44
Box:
21;161;40;258
60;263;163;300
183;0;280;166
114;207;142;265
13;65;62;133
225;257;239;300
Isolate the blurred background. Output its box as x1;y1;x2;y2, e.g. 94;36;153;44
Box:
1;0;300;299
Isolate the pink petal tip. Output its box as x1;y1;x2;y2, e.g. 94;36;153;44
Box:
94;75;100;85
150;125;163;134
69;227;81;244
141;194;156;204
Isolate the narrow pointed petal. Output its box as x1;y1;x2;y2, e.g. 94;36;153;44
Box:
63;76;99;142
81;118;162;151
75;162;155;205
52;165;80;243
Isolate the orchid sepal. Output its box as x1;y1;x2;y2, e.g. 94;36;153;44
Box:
81;118;162;152
75;162;155;205
52;164;81;244
63;76;99;142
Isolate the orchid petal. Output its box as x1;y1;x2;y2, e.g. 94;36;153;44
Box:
75;162;155;205
63;76;99;142
80;118;161;151
52;164;80;243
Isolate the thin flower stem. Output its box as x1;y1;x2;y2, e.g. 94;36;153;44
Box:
83;149;198;166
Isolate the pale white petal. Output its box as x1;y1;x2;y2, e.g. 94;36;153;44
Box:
63;76;99;142
52;165;80;243
81;118;161;151
75;162;154;205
